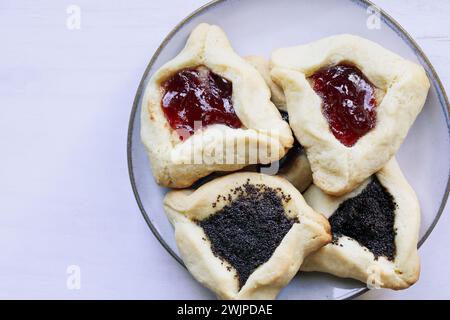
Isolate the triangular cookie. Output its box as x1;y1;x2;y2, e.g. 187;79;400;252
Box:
301;159;420;289
271;34;429;195
141;24;293;188
164;172;331;299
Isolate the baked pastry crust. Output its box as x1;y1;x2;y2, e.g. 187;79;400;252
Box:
277;147;312;193
244;55;313;192
301;159;420;290
245;55;287;110
164;172;331;300
192;150;313;193
141;23;293;188
271;34;430;196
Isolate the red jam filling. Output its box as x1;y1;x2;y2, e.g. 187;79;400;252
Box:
310;64;377;147
161;66;242;140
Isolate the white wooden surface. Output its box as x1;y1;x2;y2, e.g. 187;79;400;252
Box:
0;0;449;299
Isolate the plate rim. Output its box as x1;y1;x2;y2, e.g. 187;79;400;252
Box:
127;0;450;300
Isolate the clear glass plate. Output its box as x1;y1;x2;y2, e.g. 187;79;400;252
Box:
128;0;450;299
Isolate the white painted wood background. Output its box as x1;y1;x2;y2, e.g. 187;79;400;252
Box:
0;0;449;299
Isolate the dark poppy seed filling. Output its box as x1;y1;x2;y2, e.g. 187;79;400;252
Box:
198;182;297;289
310;63;377;147
329;177;397;260
161;65;242;140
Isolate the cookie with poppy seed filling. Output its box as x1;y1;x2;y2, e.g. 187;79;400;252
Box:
301;158;420;290
164;172;331;300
